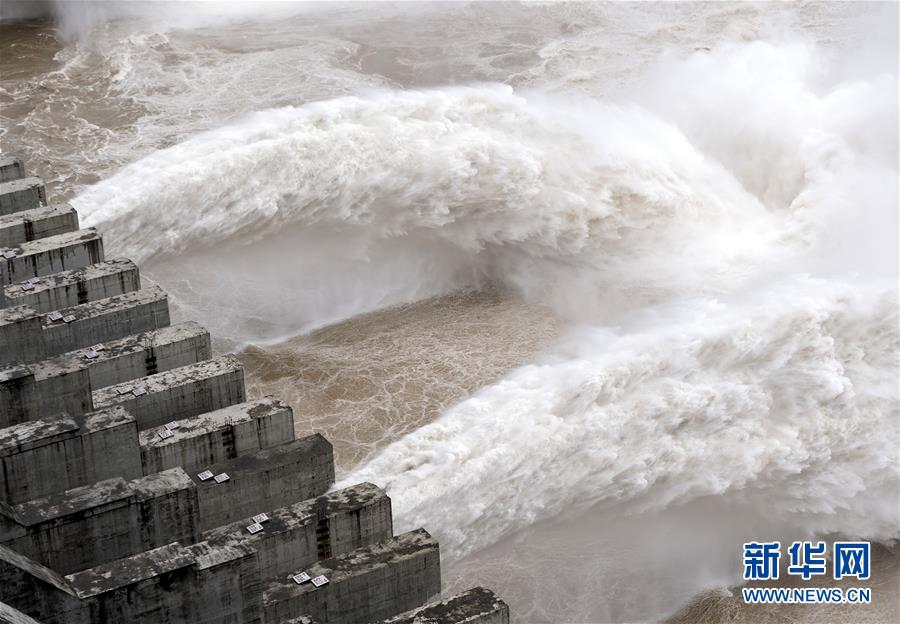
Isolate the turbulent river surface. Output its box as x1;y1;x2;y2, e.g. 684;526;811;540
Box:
1;2;898;622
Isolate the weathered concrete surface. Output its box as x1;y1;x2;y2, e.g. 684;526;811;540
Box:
93;354;244;430
139;396;294;476
0;229;104;295
0;205;78;247
0;366;38;429
45;321;209;390
40;285;170;360
0;155;26;184
202;482;392;582
0;177;46;216
0;598;46;624
0;306;44;368
0;408;141;505
193;434;335;532
0;362;89;426
66;543;196;624
1;539;264;624
0;468;200;575
0;542;78;624
3;258;140;314
186;540;263;624
263;529;441;624
382;587;510;624
0;321;211;422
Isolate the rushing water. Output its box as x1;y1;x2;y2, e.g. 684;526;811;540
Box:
1;2;897;622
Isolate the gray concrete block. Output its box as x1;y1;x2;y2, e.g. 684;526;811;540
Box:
139;396;294;476
0;598;46;624
0;366;38;429
192;434;335;532
202;482;392;582
0;205;79;248
0;177;46;216
0;229;104;294
1;539;263;624
0;155;26;184
93;355;244;431
0;361;91;426
0;306;44;368
65;542;196;624
3;258;139;314
382;587;510;624
263;529;441;624
0;468;200;575
2;321;210;422
40;285;170;360
64;540;261;624
0;542;79;623
185;540;263;624
0;408;141;505
50;320;210;391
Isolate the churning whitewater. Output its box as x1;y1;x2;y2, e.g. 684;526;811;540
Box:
2;1;897;622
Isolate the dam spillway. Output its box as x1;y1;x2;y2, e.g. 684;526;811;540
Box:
0;154;510;624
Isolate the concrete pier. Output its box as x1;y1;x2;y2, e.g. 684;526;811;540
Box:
0;205;79;247
0;306;45;367
0;321;212;422
0;408;141;505
3;258;140;314
0;468;200;575
0;228;104;295
138;396;295;475
192;435;335;531
93;354;244;430
201;482;393;581
0;155;26;184
40;285;170;360
263;529;442;624
0;154;508;624
0;177;46;216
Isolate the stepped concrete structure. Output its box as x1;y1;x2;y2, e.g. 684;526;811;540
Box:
0;154;509;624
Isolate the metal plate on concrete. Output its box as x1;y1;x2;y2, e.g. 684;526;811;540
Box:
252;513;270;524
93;343;106;351
48;312;63;322
62;315;76;323
83;349;99;359
132;387;147;397
164;422;177;430
246;522;263;534
311;575;329;587
20;283;34;291
197;470;214;481
2;250;15;259
214;473;230;483
158;429;174;440
116;385;134;395
292;572;311;585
